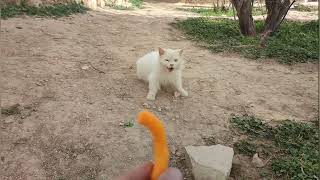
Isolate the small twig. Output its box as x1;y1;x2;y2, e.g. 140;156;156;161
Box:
90;63;106;74
264;154;275;165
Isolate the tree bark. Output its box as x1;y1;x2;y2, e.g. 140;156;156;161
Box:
231;0;256;36
260;0;295;46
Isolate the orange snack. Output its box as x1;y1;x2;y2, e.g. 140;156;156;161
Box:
137;111;169;180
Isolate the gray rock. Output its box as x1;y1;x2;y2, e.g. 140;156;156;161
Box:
185;144;234;180
252;153;265;168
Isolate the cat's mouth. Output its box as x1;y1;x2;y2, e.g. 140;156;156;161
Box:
167;67;174;72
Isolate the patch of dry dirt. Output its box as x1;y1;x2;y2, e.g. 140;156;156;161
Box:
0;5;318;180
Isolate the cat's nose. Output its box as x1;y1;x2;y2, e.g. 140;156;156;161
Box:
170;64;174;67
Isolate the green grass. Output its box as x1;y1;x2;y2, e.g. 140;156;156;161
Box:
231;115;319;179
177;7;265;17
111;5;133;10
294;4;317;12
173;18;319;64
230;115;272;138
106;0;143;10
0;2;88;19
129;0;143;8
234;139;257;156
120;121;134;128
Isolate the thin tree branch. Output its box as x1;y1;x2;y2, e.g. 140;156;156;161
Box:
274;0;296;32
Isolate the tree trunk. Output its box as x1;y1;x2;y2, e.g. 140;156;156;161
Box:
260;0;295;46
231;0;256;36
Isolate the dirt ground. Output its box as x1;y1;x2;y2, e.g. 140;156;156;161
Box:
0;2;318;180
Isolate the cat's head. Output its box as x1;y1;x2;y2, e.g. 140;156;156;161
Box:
158;48;184;72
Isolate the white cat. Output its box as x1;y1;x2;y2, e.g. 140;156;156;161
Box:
136;48;188;100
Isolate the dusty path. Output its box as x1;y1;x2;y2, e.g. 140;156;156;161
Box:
0;5;318;180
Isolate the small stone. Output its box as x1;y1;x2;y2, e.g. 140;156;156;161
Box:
175;115;180;119
119;122;124;126
158;107;162;112
252;153;265;168
81;65;90;70
142;103;150;109
36;82;42;86
232;154;241;166
185;144;234;180
16;26;22;29
4;116;15;124
108;107;112;110
164;106;170;111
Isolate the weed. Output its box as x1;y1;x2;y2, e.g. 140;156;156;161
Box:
1;2;88;19
105;0;142;10
111;5;133;10
121;121;134;128
230;115;272;138
201;135;216;145
271;120;319;179
173;18;319;64
234;140;257;156
129;0;143;8
230;115;319;179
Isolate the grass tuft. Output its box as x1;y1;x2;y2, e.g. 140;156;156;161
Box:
173;18;319;64
234;140;257;156
230;115;272;138
1;2;88;19
230;115;319;179
129;0;143;8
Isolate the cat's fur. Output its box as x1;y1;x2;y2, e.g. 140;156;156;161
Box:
136;48;188;100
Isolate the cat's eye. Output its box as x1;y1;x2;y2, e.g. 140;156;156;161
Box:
174;59;178;62
165;59;169;62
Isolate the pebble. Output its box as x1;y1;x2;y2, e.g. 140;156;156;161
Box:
4;116;14;124
252;153;265;168
81;65;90;70
158;107;162;112
142;103;150;109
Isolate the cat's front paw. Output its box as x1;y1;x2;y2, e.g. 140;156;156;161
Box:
147;93;156;101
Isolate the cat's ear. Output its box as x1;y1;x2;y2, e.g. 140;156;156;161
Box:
158;48;165;56
177;49;183;56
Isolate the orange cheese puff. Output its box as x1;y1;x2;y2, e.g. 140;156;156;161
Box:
137;111;169;180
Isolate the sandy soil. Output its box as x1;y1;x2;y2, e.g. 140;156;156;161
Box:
0;3;318;180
